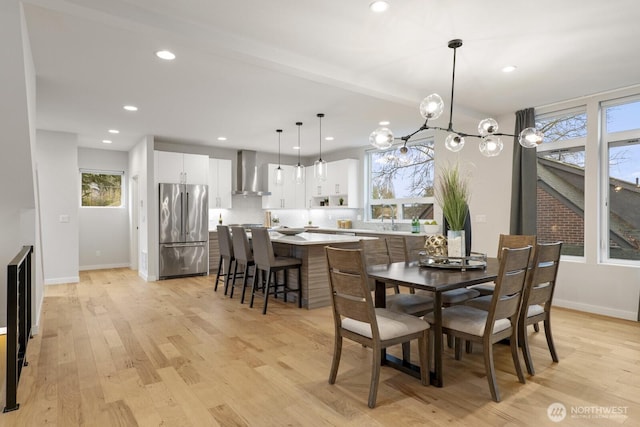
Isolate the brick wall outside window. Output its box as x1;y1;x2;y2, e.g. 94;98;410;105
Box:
536;187;584;246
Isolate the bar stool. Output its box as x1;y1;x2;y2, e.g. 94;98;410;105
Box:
229;226;255;303
249;227;302;315
214;225;235;295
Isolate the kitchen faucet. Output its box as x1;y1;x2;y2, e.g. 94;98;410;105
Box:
380;204;398;231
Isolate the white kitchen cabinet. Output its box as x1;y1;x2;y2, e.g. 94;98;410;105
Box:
155;151;209;185
307;158;359;208
208;158;232;209
263;164;305;209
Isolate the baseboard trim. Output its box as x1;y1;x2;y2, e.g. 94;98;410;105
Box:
45;276;80;285
555;298;638;321
79;263;131;271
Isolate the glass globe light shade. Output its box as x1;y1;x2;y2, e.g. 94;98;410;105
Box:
399;145;409;155
294;164;305;184
479;136;504;157
419;94;444;120
274;166;284;186
518;127;544;148
314;158;328;181
478;118;499;136
369;127;394;149
444;133;465;152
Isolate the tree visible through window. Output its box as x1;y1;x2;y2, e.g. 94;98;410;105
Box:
368;142;435;221
81;171;123;207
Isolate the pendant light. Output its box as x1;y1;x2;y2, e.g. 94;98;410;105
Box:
274;129;284;185
294;122;305;184
314;113;328;181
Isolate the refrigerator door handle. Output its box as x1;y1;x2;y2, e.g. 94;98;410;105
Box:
162;242;205;249
186;191;190;238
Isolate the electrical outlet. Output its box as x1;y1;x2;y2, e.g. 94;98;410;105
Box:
96;250;101;257
475;214;487;223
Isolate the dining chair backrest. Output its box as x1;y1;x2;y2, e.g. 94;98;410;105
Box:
497;234;536;264
230;226;253;264
360;238;391;266
521;242;562;311
217;225;234;258
251;227;276;269
487;246;532;325
403;235;426;263
325;247;378;336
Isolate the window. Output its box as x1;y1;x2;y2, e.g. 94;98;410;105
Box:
80;169;124;207
535;108;586;256
367;142;435;222
602;97;640;262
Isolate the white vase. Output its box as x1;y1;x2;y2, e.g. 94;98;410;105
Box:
447;230;466;258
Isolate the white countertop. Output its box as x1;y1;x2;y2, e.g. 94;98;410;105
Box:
269;232;376;246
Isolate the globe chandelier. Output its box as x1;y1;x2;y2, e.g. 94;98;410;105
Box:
369;39;544;157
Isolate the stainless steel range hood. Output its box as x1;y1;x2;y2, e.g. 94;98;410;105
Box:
233;150;271;196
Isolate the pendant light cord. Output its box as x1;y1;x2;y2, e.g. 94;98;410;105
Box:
276;129;282;167
296;122;302;165
317;113;324;161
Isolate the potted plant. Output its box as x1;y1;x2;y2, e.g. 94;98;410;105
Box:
339;197;344;206
434;163;470;257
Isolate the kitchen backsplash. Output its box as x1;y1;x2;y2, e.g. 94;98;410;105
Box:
208;194;415;232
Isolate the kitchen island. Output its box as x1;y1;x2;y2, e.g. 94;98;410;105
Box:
269;232;376;309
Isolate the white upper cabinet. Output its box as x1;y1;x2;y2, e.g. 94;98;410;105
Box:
155;151;209;185
208;158;232;209
307;158;359;208
262;164;305;209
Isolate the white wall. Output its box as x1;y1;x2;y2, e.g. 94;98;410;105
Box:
78;148;130;270
0;0;39;329
36;130;79;284
129;135;157;280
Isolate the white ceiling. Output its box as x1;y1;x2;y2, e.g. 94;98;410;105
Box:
22;0;640;155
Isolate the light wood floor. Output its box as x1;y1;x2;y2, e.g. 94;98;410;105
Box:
1;268;639;426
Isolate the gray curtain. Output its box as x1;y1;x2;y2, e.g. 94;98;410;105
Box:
510;108;537;235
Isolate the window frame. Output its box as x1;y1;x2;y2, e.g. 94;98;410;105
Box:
80;168;126;208
365;141;435;224
535;107;587;260
600;95;640;265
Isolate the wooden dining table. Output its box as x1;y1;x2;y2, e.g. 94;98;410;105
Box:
367;258;499;387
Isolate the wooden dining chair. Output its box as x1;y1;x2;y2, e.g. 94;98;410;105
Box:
426;246;532;402
214;225;235;294
360;238;433;317
229;226;255;304
519;241;562;375
249;227;302;315
469;234;536;296
325;246;430;408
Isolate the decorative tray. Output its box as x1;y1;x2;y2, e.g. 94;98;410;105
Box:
418;251;487;270
276;228;306;236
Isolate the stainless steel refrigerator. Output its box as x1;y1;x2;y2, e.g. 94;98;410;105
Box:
159;183;208;279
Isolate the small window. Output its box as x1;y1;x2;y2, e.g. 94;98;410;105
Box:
81;170;124;207
605;100;640;134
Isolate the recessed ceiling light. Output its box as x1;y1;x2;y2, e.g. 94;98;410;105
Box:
123;105;138;111
325;136;334;141
217;136;227;141
108;129;119;134
155;50;176;60
370;1;389;13
378;120;390;126
102;140;112;144
502;65;517;73
293;146;300;150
